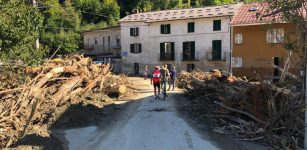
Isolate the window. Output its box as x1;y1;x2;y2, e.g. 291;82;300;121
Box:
188;22;195;33
267;28;284;43
95;38;98;45
108;36;110;50
130;43;142;53
235;33;243;44
160;42;174;60
182;41;195;60
213;20;221;31
130;27;139;36
161;24;171;34
116;35;120;47
103;37;105;50
212;40;222;60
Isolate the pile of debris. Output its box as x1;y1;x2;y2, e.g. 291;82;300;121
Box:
0;55;132;148
177;70;303;149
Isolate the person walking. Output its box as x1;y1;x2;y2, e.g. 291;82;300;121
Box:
168;66;177;91
151;66;161;99
160;64;170;94
144;65;148;80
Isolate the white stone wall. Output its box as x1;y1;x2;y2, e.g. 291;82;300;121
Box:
121;16;232;74
83;28;121;56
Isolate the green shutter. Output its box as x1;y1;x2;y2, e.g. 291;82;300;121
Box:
213;20;221;31
160;43;165;60
139;43;142;53
130;28;133;36
161;25;164;34
212;40;221;60
191;41;195;59
188;22;194;33
167;24;171;34
171;42;175;60
130;44;134;53
136;27;139;36
183;42;187;60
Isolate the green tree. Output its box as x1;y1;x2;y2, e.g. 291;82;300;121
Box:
40;0;81;55
0;0;44;65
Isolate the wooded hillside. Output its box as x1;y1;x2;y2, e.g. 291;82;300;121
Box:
0;0;255;65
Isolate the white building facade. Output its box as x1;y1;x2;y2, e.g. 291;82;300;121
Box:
83;26;121;58
120;4;242;74
82;26;122;73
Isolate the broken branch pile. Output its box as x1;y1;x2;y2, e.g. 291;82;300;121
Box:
0;55;132;148
177;70;303;149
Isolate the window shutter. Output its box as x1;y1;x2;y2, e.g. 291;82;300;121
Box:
130;44;134;53
139;43;142;53
171;42;175;60
130;28;133;36
191;42;195;59
160;43;165;59
136;27;139;36
213;20;221;31
183;42;187;60
212;40;222;60
161;25;164;34
167;24;171;34
188;22;194;33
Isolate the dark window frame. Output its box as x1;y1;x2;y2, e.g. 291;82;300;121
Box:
213;20;221;31
130;27;139;36
187;22;195;33
182;41;195;61
212;40;222;60
160;42;175;60
161;24;171;34
130;43;142;54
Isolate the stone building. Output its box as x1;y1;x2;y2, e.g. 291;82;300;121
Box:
119;3;242;74
82;26;122;73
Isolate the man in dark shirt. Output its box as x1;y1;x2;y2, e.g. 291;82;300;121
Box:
168;66;177;91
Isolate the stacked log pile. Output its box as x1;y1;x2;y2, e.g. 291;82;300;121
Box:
177;70;303;149
0;55;132;148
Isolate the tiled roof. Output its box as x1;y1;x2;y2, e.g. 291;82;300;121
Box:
82;26;120;34
120;3;242;23
231;2;292;25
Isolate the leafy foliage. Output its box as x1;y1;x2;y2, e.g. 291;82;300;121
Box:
0;0;44;65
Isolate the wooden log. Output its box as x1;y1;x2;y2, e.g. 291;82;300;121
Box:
82;65;110;93
52;76;84;106
29;66;78;96
109;85;127;95
213;101;266;124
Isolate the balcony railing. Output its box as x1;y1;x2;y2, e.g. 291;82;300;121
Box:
159;54;175;61
206;51;230;61
84;45;94;51
180;52;199;61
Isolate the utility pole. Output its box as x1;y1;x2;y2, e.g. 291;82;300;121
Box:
33;0;39;50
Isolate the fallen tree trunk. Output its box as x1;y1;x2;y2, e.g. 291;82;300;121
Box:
214;101;266;124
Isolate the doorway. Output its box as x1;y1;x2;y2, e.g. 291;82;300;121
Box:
134;63;139;75
187;64;195;72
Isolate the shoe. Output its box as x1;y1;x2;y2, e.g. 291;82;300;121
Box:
154;96;157;99
157;96;161;99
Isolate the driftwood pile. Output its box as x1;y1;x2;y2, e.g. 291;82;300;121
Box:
0;55;131;148
177;70;303;149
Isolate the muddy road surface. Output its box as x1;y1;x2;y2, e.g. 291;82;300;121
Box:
57;77;271;150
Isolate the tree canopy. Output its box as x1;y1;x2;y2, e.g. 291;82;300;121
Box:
0;0;254;65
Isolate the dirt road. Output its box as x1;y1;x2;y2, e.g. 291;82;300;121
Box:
59;77;270;150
